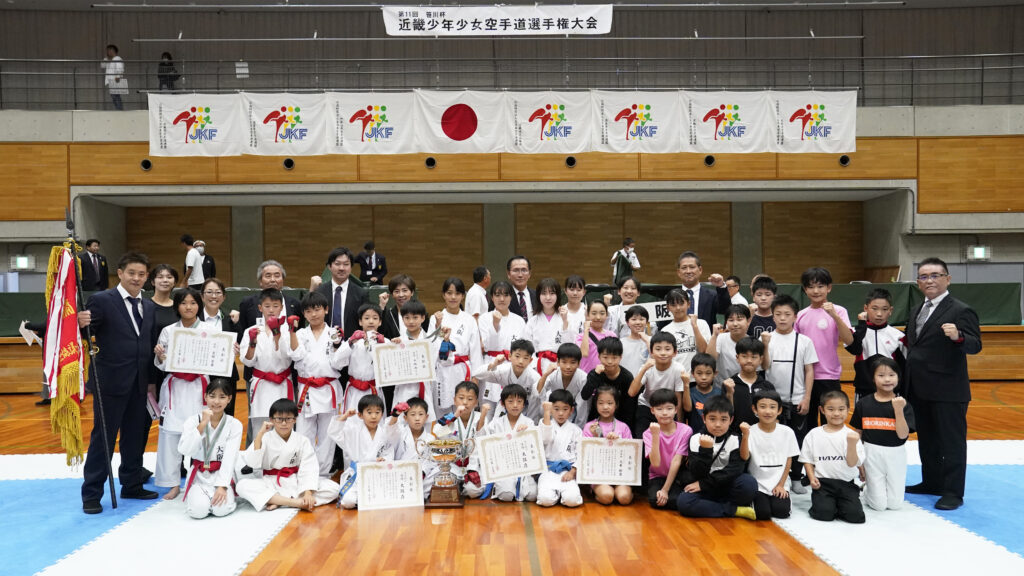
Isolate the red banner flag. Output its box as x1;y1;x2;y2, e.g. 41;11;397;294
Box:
43;245;85;465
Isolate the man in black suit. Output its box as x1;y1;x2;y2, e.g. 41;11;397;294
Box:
311;247;368;340
80;239;109;292
356;241;387;286
76;252;159;514
904;257;982;511
675;251;731;328
506;255;535;321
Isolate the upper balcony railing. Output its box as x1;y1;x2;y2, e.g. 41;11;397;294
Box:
2;53;1023;110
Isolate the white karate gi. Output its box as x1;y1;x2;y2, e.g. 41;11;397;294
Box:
537;420;583;508
333;332;386;415
428;310;484;416
396;426;438;499
240;323;294;434
288;326;345;477
393;330;439;422
539;368;590;428
524;313;575;374
472;362;542;423
478;414;538;502
235;429;339;511
178;413;243;519
328;416;401;509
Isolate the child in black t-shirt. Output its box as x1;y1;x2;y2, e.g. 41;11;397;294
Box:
581;337;637;432
746;275;778;338
849;355;915;511
722;337;775;431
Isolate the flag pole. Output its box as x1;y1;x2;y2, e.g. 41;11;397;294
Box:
66;209;119;509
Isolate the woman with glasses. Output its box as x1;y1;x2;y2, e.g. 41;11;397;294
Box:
200;277;241;416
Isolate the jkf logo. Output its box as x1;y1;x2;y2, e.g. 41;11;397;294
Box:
172;106;218;143
789;104;832;140
263;106;307;143
702;104;745;140
614;104;657;141
528;103;572;141
349;105;394;142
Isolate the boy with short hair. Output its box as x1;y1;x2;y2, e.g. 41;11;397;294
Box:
539;343;589;427
766;293;819;493
682;354;723;433
676;396;757;520
391;300;437;421
334;303;388;414
721;337;774;430
630;332;686;436
329;394;402;509
537;390;584;508
473;338;541;421
620;305;652;376
847;288;906;402
288;291;346;477
466;266;491;321
739;389;800;520
643;389;694;511
796;267;854;426
235;399;340;511
395;397;438;499
801;390;866;524
747;276;778;338
477;384;538;502
434;381;489;499
241;289;297;440
580;338;637;431
657;289;711;369
709;304;770;385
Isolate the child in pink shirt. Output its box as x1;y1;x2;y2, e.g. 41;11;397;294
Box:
795;267;854;427
583;385;633;506
576;300;617;374
643;389;693;511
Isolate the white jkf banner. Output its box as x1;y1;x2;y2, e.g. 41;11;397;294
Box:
148;90;857;157
381;5;613;36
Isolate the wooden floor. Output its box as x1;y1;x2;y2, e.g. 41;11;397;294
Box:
3;383;1023;576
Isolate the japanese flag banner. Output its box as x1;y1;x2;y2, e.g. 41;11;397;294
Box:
242;92;328;156
507;91;593;154
771;91;857;153
684;91;774;154
414;90;508;154
592;90;685;153
327;92;418;155
148;93;245;157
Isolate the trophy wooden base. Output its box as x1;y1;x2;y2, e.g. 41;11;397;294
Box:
424;484;464;508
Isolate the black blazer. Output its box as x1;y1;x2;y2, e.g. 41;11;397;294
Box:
904;294;982;403
693;284;732;328
315;280;368;336
85;288;157;396
80;252;109;291
201;255;216;281
356;252;387;284
505;287;537;317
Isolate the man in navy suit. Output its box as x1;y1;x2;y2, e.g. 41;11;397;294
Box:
311;247;369;341
356;241;387;285
77;252;159;514
80;239;109;292
505;255;536;321
676;251;731;328
904;257;982;511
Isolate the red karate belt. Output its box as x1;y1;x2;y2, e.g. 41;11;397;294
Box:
167;373;209;410
183;458;222;499
297;376;337;413
486;350;510;360
252;368;294;401
535;351;558;375
263;466;300;486
453;355;472;380
345;377;378;408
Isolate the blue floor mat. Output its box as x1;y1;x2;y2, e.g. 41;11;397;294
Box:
0;479;171;576
906;464;1024;557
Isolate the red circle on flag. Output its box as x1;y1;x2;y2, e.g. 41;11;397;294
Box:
441;104;477;141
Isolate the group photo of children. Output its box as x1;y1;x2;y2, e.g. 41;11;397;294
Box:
76;245;980;525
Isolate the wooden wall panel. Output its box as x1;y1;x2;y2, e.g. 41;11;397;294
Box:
125;206;232;284
501;153;639;181
762;201;863;284
0;144;68;220
0;337;42;393
623;203;733;286
373;205;484;312
69;144;217;185
263;206;375;287
514;204;624;287
641;153;777;180
358;154;500;182
218;155;357;184
918;136;1024;213
777;138;918;180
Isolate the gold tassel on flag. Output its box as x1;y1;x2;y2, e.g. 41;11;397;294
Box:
44;242;87;466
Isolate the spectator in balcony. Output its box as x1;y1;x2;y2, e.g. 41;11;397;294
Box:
157;52;180;91
101;44;127;110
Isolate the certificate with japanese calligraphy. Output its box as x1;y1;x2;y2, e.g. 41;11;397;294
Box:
164;327;236;377
577;438;642;486
477;428;546;484
372;340;435;388
356;461;424;511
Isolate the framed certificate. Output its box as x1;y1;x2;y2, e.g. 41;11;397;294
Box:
477;428;546;484
164;326;236;377
576;437;643;486
372;340;435;388
356;461;424;511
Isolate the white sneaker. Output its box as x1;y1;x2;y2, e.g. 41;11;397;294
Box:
790;481;808;495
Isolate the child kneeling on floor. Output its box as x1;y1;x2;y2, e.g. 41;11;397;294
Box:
676;396;757;520
177;378;243;519
801;390;866;523
235;399;340;511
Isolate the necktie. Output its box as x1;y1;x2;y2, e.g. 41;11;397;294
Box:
517;291;528;320
915;300;932;337
127;296;143;335
92;254;100;275
333;285;343;330
686;289;695;315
